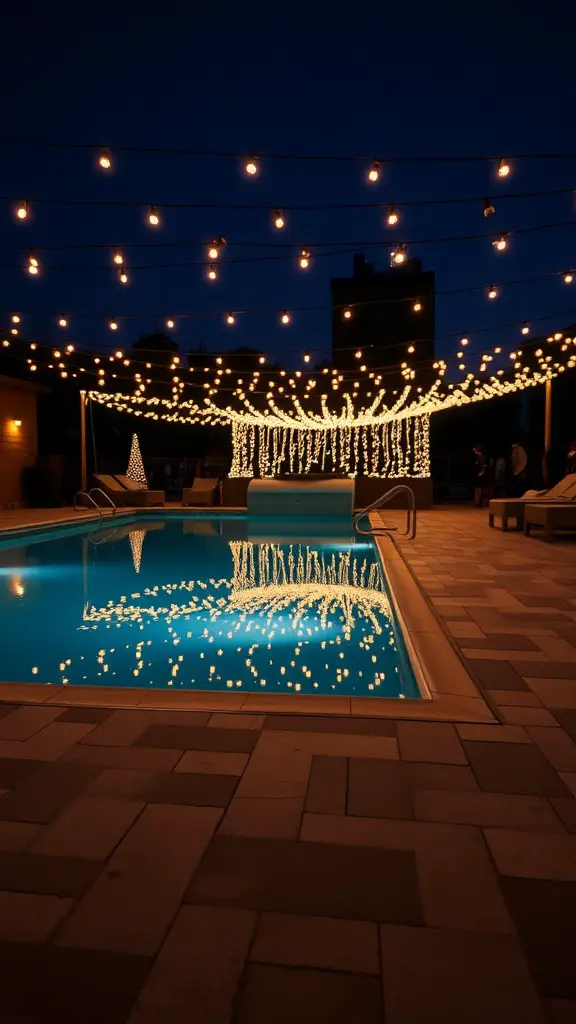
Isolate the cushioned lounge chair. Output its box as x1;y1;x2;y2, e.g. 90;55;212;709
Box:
93;474;165;507
181;478;220;507
113;474;165;506
488;474;576;531
524;502;576;542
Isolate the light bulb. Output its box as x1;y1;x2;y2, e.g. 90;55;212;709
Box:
303;353;311;363
407;345;415;354
119;268;129;284
208;243;220;260
10;328;18;335
412;300;422;312
58;317;67;327
258;355;266;364
461;337;469;346
355;349;362;359
226;313;236;325
386;205;399;226
207;265;218;280
11;315;20;324
244;157;259;176
273;209;285;229
166;319;175;329
484;198;496;217
281;312;291;325
98;148;112;171
343;307;352;319
147;206;160;227
521;323;530;335
564;272;573;284
488;286;498;299
109;320;118;331
299;249;311;269
493;235;508;251
16;200;28;220
391;246;406;264
114;350;123;359
367;160;381;183
497;158;511;178
113;251;124;265
27;250;39;275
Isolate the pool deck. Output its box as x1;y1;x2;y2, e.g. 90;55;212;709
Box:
0;506;575;1021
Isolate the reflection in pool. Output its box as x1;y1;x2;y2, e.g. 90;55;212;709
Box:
0;515;420;699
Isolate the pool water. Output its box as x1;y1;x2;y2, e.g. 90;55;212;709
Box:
0;515;420;699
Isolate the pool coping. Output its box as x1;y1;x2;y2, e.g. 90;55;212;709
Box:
0;508;496;723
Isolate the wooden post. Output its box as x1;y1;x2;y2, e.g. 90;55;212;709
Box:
80;390;87;492
545;379;552;452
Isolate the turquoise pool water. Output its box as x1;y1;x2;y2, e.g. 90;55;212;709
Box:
0;515;420;699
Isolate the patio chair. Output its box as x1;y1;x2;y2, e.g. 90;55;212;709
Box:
488;473;576;531
524;502;576;542
113;474;166;506
181;478;220;507
93;474;164;507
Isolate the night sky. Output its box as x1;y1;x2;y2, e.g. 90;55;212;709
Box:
2;10;576;371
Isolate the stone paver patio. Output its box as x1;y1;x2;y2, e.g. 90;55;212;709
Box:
0;507;575;1021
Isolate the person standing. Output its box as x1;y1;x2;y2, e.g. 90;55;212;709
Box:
511;442;528;497
472;443;488;507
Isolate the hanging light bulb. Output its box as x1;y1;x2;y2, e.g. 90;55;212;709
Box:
16;200;28;220
244;157;259;176
303;352;311;363
10;328;18;335
273;209;285;229
412;299;422;312
119;267;129;284
521;322;530;335
27;251;39;275
386;205;399;226
564;271;573;284
391;245;406;265
488;285;498;299
407;345;415;354
109;320;119;331
461;337;469;346
147;206;160;227
299;249;311;269
113;250;124;265
343;307;353;320
367;160;381;183
98;148;112;171
281;311;291;325
483;198;496;217
258;355;266;364
226;313;236;325
58;317;68;328
493;235;508;251
497;158;511;178
11;314;20;324
166;319;175;329
355;349;362;359
207;265;218;281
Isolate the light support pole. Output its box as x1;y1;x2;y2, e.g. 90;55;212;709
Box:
80;390;87;492
545;379;552;452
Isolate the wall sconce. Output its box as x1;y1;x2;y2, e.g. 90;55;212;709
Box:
13;419;22;427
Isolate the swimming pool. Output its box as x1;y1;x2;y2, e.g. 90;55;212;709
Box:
0;514;421;700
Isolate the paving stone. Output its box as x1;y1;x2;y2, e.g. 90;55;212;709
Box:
251;913;380;975
413;789;563;831
0;703;21;719
58;707;115;724
134;724;258;753
501;706;560;727
236;964;381;1024
86;769;161;799
0;820;41;851
500;877;576;998
0;705;62;740
130;770;238;808
57;804;222;955
0;891;73;942
462;634;541;650
380;924;547;1023
465;660;530;690
128;905;255;1024
526;726;576;772
305;755;347;814
263;714;396;736
0;756;46;789
0;941;152;1023
552;708;576;743
83;710;211;747
397;722;467;764
174;750;249;775
485;828;576;880
186;834;423;924
219;797;303;839
512;662;576;679
300;814;513;933
462;740;570;796
32;796;144;859
404;761;479;791
523;678;576;708
0;849;101;897
559;772;576;797
208;712;264;730
63;743;182;771
347;758;412;818
456;723;530;743
6;721;96;759
0;761;103;823
549;797;576;834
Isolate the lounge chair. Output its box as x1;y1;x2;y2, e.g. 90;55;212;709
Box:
93;474;165;507
488;474;576;531
524;502;576;542
182;478;220;507
113;474;165;506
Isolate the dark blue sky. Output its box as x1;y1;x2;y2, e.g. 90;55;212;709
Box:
2;8;576;370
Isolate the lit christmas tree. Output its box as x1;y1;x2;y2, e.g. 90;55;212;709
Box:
126;433;147;486
129;529;145;573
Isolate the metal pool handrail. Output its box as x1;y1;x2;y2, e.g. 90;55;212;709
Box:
73;490;103;516
353;484;417;540
89;488;117;514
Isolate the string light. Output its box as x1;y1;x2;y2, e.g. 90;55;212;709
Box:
244;157;259;176
461;337;469;346
521;322;530;335
207;238;226;260
119;268;129;285
11;315;20;324
27;251;39;275
273;209;285;229
207;265;218;281
258;355;266;364
147;206;160;227
564;271;573;284
303;352;311;363
483;198;496;217
343;307;353;320
109;320;119;331
58;317;68;327
497;158;511;178
367;160;381;183
16;200;28;220
113;250;124;265
407;345;415;354
412;300;422;312
493;235;508;251
299;249;311;269
355;350;362;359
98;148;112;171
386;205;399;226
488;285;498;299
391;246;407;265
226;313;236;325
281;311;291;325
166;319;175;329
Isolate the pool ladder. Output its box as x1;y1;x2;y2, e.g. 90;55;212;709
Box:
353;484;417;540
73;488;117;517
